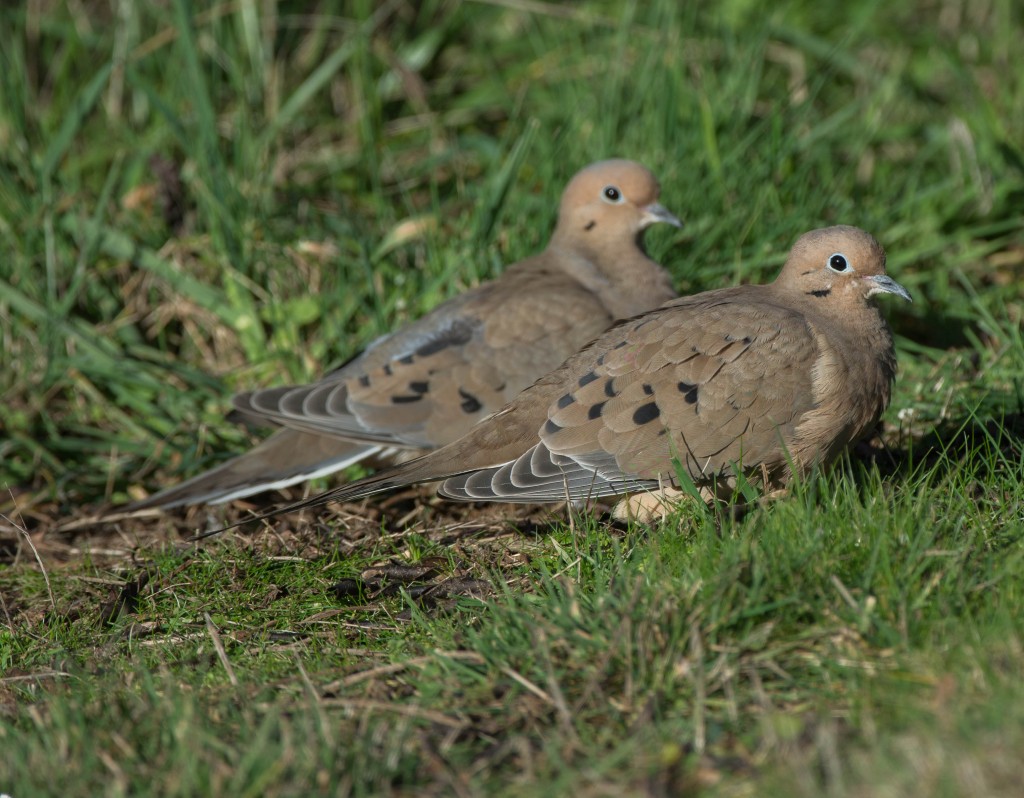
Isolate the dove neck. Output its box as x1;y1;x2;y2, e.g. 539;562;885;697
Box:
775;282;898;445
545;234;676;319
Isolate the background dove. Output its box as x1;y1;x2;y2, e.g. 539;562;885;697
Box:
132;159;682;509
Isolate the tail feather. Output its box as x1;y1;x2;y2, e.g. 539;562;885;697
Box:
280;451;465;511
195;444;490;539
129;429;382;510
193;381;558;537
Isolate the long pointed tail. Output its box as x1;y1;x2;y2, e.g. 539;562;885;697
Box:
190;446;471;540
128;429;383;510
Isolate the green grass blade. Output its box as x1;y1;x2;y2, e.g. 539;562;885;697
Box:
39;62;113;182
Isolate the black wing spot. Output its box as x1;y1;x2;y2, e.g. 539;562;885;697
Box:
632;402;660;425
642;383;654;396
604;379;617;398
588;401;606;420
358;375;371;387
391;394;422;404
557;392;576;409
414;320;476;358
678;382;698;404
544;419;563;435
408;381;429;394
743;336;752;344
458;388;482;414
579;371;599;387
613;340;629;350
807;289;831;298
583;220;596;231
382;363;393;376
397;354;415;365
416;340;446;357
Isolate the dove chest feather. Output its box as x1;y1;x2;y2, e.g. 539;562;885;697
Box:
794;313;896;465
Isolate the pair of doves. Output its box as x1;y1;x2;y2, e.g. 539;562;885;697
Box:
130;160;910;520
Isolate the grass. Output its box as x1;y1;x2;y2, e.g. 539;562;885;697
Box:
2;0;1023;794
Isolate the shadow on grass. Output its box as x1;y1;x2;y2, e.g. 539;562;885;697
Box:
894;305;976;351
862;402;1024;493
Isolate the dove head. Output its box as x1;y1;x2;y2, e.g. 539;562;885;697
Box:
776;225;912;306
553;159;683;245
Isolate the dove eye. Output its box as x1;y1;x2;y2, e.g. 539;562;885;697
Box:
602;185;624;203
828;253;850;273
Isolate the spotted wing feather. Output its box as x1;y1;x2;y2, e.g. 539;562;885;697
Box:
232;270;614;448
440;291;822;502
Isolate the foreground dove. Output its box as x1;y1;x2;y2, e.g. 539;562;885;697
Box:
261;225;910;520
131;160;682;509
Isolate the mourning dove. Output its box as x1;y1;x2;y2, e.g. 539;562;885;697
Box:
131;159;682;509
269;225;910;520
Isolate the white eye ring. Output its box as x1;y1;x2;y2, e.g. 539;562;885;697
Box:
827;253;850;273
601;185;624;204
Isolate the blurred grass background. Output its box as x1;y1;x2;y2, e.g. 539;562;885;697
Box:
1;0;1023;795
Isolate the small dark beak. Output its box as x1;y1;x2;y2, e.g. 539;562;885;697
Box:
640;202;683;230
865;274;912;303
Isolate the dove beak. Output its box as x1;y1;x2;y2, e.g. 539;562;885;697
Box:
864;274;912;303
640;202;684;230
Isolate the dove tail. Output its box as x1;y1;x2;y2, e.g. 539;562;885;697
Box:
126;432;381;510
190;453;456;540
